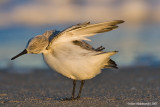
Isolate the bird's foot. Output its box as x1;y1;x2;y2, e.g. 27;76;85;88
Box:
76;96;80;99
61;96;80;101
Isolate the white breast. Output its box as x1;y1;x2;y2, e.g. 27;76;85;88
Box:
43;43;108;80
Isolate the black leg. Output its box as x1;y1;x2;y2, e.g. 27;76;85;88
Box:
61;80;76;101
72;80;76;99
76;80;85;99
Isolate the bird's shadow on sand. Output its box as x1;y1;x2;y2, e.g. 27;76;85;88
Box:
53;97;79;101
53;96;95;101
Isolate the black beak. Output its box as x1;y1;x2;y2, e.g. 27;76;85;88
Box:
11;49;27;60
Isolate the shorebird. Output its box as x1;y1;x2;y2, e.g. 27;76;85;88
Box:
11;20;124;100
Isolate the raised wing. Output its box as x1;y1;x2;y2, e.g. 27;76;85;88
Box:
48;20;124;47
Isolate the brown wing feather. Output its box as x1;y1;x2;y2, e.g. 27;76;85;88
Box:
48;20;124;47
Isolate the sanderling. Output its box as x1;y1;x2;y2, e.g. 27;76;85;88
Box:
11;20;124;100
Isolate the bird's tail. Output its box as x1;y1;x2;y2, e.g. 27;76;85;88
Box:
103;51;118;69
105;51;118;57
104;59;118;69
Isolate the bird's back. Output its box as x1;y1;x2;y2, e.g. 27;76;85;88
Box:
42;20;123;80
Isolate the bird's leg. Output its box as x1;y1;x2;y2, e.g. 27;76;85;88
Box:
76;80;85;99
71;80;76;99
61;80;76;101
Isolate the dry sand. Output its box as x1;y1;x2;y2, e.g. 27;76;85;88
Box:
0;67;160;107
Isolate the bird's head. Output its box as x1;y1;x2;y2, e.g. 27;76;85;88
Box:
11;31;53;60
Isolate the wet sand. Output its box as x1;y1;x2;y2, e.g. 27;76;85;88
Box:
0;67;160;107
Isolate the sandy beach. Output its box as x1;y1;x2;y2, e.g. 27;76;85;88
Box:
0;67;159;107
